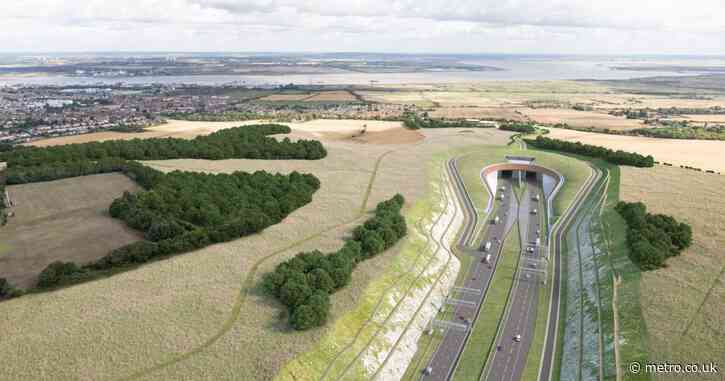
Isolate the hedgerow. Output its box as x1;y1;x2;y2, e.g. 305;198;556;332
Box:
2;124;326;184
524;136;654;167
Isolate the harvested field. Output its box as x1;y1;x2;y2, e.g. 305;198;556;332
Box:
0;173;141;288
0;127;513;381
546;127;725;173
351;127;424;144
429;106;526;121
620;165;725;379
671;114;725;123
259;91;357;102
304;90;357;101
259;93;315;101
27;119;419;148
284;119;425;143
27;120;263;147
518;108;645;131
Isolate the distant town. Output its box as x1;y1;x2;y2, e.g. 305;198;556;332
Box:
0;83;415;144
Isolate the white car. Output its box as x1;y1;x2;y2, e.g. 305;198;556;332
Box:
514;334;522;342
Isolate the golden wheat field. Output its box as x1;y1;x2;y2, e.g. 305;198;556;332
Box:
0;127;514;381
518;108;645;130
27;120;264;146
620;165;725;379
546;128;725;173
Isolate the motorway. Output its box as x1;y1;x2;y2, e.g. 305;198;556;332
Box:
483;174;544;381
420;160;518;381
420;158;601;381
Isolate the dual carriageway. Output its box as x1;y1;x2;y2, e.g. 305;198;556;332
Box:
418;156;603;381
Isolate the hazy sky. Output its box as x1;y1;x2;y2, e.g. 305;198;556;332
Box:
3;0;724;54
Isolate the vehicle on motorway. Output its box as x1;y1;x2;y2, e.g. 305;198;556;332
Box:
493;216;500;224
484;241;492;252
533;194;540;201
532;208;538;215
484;254;492;263
514;334;522;342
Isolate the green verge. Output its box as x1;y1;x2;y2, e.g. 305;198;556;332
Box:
453;222;521;381
599;166;651;381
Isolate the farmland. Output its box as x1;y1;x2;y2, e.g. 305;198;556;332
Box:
620;165;725;379
27;119;264;147
0;173;141;288
259;90;358;102
0;126;514;381
546;128;725;173
517;108;644;131
26;119;421;147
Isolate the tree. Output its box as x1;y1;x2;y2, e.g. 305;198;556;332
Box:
307;268;335;294
279;277;312;309
361;230;385;257
290;304;318;330
37;261;83;289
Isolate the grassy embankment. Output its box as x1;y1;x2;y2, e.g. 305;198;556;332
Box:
275;150;461;380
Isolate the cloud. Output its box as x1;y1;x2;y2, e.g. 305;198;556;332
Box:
1;0;724;53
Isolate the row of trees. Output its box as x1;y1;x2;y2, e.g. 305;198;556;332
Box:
6;158;128;185
630;126;725;141
615;201;693;270
402;113;495;130
263;194;407;330
1;124;327;168
34;164;321;290
524;136;655;167
499;122;537;134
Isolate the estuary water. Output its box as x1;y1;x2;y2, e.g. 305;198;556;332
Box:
1;55;724;86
